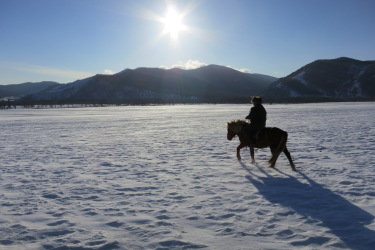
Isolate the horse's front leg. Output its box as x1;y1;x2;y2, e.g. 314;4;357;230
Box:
237;143;246;161
250;147;255;163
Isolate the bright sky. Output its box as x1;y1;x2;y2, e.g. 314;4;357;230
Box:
1;0;374;85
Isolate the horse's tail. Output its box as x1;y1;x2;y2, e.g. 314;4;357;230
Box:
268;129;288;166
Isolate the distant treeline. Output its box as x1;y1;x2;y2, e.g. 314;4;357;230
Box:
0;99;17;109
5;96;375;109
264;97;375;104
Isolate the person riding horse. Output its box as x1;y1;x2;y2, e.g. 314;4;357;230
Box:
227;96;295;170
245;96;267;146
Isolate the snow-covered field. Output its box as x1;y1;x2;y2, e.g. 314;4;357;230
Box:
1;102;374;250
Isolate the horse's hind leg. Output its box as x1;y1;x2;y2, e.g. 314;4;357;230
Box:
284;147;296;171
268;147;280;168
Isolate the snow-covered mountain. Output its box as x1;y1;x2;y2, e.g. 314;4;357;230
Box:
22;65;277;103
263;57;375;101
13;58;375;104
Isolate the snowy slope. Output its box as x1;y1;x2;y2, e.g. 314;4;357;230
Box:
264;57;375;100
1;103;374;249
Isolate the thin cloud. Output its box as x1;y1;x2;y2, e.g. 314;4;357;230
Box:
238;68;251;73
0;62;94;81
161;60;208;70
103;69;114;75
161;60;252;73
226;65;251;73
175;60;208;70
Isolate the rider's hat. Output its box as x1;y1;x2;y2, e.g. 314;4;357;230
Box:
251;96;262;104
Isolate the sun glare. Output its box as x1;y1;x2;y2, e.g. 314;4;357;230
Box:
162;7;185;39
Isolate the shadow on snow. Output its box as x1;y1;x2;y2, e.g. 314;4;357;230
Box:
240;162;375;250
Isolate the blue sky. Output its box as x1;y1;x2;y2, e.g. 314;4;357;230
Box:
1;0;374;85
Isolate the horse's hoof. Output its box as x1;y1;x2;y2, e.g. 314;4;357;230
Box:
251;160;255;164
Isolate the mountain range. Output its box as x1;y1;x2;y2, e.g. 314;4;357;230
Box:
263;57;375;101
0;81;59;99
20;65;276;104
1;57;374;104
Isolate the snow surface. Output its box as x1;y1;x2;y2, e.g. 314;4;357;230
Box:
1;103;375;249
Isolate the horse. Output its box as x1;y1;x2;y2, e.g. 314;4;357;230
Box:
226;120;296;171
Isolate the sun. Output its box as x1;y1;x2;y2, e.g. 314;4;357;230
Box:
161;7;185;39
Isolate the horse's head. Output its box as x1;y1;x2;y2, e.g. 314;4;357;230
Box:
226;120;247;141
227;127;236;141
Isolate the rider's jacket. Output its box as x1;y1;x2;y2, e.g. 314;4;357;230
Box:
246;104;267;130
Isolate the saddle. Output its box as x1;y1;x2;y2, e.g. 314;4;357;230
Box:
244;125;265;145
254;128;266;142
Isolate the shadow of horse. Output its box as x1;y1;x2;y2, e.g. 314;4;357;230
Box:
240;162;375;249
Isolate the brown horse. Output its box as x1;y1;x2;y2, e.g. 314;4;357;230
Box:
227;120;296;171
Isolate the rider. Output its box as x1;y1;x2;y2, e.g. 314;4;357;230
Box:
245;96;267;145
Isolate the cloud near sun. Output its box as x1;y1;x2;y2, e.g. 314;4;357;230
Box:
160;60;207;70
160;60;251;73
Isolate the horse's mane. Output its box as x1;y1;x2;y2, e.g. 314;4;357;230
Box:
226;119;249;134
